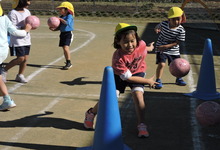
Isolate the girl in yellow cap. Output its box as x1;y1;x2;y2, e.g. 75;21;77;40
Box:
0;2;31;110
83;23;158;138
154;7;187;89
50;1;74;70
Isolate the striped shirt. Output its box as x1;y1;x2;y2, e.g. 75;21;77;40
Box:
155;21;185;55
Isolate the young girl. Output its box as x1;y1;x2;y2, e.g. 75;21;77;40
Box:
84;23;157;138
2;0;31;83
154;7;187;89
50;1;74;70
0;2;31;110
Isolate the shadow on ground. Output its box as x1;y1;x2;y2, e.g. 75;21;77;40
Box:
0;111;85;130
60;77;102;86
0;141;76;150
120;91;220;150
1;63;63;70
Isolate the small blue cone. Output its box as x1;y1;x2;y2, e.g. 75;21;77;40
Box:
77;66;131;150
185;38;220;100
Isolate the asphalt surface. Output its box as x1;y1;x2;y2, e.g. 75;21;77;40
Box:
0;17;220;150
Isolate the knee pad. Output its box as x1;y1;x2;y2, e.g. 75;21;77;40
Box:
131;87;144;93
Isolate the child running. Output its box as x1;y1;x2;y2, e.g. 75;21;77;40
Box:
83;23;158;138
50;1;74;70
2;0;31;83
154;7;187;89
0;2;31;110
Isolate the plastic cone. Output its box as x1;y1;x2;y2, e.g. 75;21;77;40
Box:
185;38;220;100
77;66;131;150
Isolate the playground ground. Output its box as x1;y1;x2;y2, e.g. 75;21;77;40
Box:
0;16;220;150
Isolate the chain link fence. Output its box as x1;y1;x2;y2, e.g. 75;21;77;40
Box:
1;0;220;21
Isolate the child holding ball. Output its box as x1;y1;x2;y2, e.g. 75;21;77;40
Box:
0;2;31;110
50;1;74;70
2;0;31;83
84;23;158;138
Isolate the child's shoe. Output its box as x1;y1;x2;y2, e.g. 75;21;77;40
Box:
175;78;186;86
63;62;72;70
84;108;96;129
15;74;27;83
137;123;149;138
155;79;163;89
0;99;16;111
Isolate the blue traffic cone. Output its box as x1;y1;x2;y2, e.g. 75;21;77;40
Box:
185;38;220;100
77;66;131;150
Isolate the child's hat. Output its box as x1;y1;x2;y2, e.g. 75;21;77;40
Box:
56;1;74;15
115;23;137;35
0;4;3;16
12;0;19;9
168;7;183;19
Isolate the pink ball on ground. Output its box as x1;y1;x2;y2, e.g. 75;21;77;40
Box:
47;17;60;28
25;15;40;30
196;101;220;126
169;58;190;78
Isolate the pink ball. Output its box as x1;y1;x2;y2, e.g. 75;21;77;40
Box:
25;15;40;30
169;58;190;78
196;101;220;126
47;17;60;28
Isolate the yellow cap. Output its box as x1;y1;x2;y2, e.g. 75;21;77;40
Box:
12;0;19;9
168;7;183;19
56;2;74;15
115;23;137;35
0;4;3;16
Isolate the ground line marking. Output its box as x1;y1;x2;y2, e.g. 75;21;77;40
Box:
183;54;203;150
8;29;96;93
2;29;96;149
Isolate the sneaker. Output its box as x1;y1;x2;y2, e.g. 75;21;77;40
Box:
63;62;72;70
15;74;27;83
1;68;7;83
0;99;16;111
176;78;186;86
137;123;149;138
155;79;163;89
84;108;96;129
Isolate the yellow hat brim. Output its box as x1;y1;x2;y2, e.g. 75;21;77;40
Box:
115;24;137;35
56;2;74;15
0;4;3;16
12;0;19;9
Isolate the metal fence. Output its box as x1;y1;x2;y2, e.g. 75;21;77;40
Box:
1;0;220;20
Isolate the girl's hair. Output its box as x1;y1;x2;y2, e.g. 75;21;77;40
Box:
15;0;30;10
113;29;141;49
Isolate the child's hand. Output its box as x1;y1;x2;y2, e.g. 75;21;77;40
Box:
155;28;161;34
148;75;159;89
24;23;32;32
59;18;67;24
146;42;155;52
157;45;167;51
49;27;56;31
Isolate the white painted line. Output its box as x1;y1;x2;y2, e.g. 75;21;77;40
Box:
8;29;96;93
12;91;100;100
182;54;203;150
2;96;63;150
2;29;96;149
